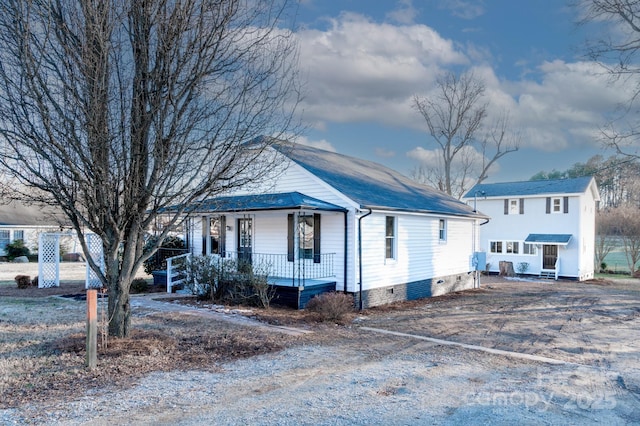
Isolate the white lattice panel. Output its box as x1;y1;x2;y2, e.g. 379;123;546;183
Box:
38;233;60;288
85;233;104;289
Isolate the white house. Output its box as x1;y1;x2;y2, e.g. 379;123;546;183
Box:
178;140;488;309
463;177;600;281
0;201;73;257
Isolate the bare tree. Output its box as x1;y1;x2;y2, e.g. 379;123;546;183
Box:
613;205;640;274
0;0;300;337
412;71;518;199
578;0;640;158
595;208;619;270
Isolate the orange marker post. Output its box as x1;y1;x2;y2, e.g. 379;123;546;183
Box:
86;289;97;369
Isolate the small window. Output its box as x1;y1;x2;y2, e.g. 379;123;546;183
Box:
490;241;502;253
13;230;24;241
523;243;537;255
439;219;446;241
509;199;519;215
506;241;519;254
552;197;562;213
385;216;395;259
0;230;9;250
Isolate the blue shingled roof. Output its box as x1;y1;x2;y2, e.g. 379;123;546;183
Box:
464;176;594;198
193;192;347;213
525;234;572;244
272;141;483;218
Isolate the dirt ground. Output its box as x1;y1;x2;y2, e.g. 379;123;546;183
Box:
1;274;640;424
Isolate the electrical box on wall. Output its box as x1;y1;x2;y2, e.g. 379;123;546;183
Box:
472;252;486;271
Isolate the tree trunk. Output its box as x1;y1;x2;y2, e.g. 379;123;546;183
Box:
107;278;131;338
499;261;515;277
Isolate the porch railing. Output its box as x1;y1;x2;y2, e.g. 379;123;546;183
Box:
166;251;335;292
223;251;335;284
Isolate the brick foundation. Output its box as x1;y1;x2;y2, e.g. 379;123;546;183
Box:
354;271;477;309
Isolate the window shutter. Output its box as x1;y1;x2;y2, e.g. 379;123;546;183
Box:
504;199;509;215
313;213;321;263
546;197;551;214
201;216;208;256
563;196;569;213
287;214;294;262
219;216;226;257
519;198;525;214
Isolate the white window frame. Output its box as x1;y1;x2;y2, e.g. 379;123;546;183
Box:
490;241;503;253
509;199;520;215
552;197;562;213
506;241;519;254
385;216;396;260
0;230;9;251
13;230;24;241
439;219;447;242
523;243;537;255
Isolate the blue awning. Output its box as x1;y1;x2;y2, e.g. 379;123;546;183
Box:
524;234;572;245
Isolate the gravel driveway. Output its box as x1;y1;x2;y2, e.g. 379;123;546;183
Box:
3;276;640;425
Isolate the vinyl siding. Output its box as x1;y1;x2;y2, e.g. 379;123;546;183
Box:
474;187;596;279
358;212;475;291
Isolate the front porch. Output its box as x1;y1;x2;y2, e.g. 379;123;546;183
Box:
269;279;337;309
166;251;338;309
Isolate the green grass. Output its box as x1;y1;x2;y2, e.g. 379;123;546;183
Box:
602;250;639;273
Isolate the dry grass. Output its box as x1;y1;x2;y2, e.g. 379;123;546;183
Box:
0;294;307;409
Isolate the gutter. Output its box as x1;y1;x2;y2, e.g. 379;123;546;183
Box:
357;208;372;310
343;210;348;294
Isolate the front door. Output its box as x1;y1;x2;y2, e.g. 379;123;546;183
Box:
543;245;558;269
237;218;252;267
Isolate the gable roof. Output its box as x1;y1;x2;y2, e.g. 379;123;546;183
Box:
464;176;596;199
271;141;484;218
0;201;68;227
191;192;347;213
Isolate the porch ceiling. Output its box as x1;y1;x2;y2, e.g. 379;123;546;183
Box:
194;192;347;213
524;234;572;245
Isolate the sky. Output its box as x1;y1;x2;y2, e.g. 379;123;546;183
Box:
288;0;626;184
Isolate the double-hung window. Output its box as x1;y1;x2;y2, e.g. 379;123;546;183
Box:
287;213;321;263
385;216;395;259
523;243;537;255
439;219;447;242
0;230;9;251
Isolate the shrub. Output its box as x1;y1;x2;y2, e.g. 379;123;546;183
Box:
516;262;529;275
306;292;354;323
6;239;30;261
142;235;185;274
32;275;38;287
184;255;275;308
15;275;32;289
130;278;149;294
600;262;607;272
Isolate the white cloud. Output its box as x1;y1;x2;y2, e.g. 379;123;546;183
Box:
386;0;419;25
297;13;467;126
292;135;336;152
505;60;630;151
438;0;485;20
375;147;396;158
295;11;629;160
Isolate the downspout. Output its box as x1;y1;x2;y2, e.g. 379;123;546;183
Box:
343;210;348;294
357;208;372;310
474;217;490;289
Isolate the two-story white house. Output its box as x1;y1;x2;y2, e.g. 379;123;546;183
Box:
463;177;600;281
